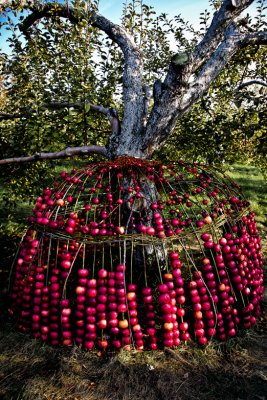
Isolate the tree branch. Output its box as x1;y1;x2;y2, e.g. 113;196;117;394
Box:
178;29;267;114
0;101;121;135
142;25;267;158
239;30;267;47
235;79;267;91
180;26;244;112
0;145;108;165
92;12;144;157
191;0;254;70
231;0;250;7
0;112;24;121
141;0;259;158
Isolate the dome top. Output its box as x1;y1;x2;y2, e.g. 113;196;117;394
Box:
29;157;249;241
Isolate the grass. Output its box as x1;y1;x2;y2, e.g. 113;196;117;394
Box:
0;318;266;400
0;161;266;400
226;163;267;228
0;320;266;400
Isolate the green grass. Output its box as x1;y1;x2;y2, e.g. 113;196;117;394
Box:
225;163;267;227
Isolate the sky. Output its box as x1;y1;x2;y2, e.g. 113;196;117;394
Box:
0;0;214;53
0;0;258;53
98;0;211;24
99;0;257;26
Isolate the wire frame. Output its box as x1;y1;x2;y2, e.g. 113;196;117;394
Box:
9;157;264;350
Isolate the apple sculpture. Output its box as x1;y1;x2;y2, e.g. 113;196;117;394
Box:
9;157;264;350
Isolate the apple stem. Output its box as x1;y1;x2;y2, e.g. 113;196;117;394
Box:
152;240;163;285
142;241;148;287
82;243;86;269
62;242;83;300
130;240;134;284
92;245;96;278
102;244;105;268
239;291;246;307
45;236;52;286
109;244;113;272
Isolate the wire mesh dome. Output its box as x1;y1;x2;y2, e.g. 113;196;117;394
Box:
10;157;264;350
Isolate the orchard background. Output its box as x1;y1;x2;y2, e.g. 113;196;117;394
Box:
0;0;267;399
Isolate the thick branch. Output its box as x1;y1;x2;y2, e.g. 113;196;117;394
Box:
239;30;267;47
192;0;254;70
182;30;267;109
177;29;267;115
141;0;259;158
0;1;43;8
180;26;241;103
0;146;108;165
94;13;144;157
143;27;267;157
20;4;79;36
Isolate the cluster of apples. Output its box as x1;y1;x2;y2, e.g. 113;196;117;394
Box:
26;158;250;240
9;158;264;350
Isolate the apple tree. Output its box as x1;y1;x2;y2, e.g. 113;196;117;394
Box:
0;0;266;165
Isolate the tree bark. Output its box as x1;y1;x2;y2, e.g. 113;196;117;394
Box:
0;146;108;165
0;101;120;134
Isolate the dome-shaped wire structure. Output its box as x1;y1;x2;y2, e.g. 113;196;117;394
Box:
9;157;264;350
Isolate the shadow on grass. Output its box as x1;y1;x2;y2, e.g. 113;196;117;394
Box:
233;177;267;196
0;320;267;400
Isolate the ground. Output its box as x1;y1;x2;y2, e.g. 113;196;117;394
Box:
0;163;266;400
0;294;266;399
